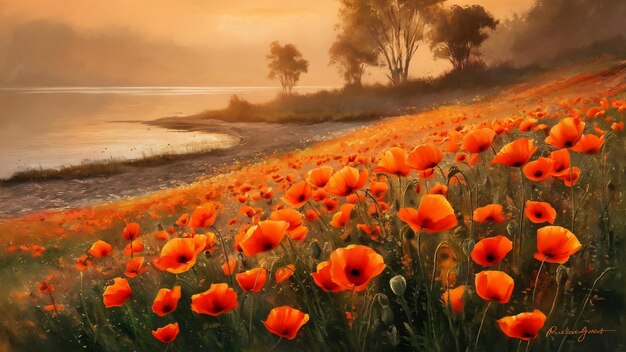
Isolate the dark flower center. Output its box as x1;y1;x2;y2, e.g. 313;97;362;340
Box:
264;243;274;250
298;194;306;202
162;304;173;313
349;268;361;277
564;141;573;148
177;255;191;264
486;253;495;262
513;161;524;167
534;171;543;177
535;212;543;218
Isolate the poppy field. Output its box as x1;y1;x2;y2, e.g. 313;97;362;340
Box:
1;61;625;352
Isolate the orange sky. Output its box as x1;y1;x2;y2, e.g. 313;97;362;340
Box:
0;0;535;86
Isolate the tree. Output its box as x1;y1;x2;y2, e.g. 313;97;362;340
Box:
336;0;443;86
429;5;498;71
266;41;309;94
329;12;378;86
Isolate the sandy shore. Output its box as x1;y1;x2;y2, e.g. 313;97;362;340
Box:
0;116;373;216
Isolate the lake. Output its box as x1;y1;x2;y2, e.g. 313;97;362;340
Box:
0;86;330;179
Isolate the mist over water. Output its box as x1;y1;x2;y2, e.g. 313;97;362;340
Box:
0;86;328;178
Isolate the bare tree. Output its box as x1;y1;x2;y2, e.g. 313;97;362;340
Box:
266;41;309;94
329;30;378;87
429;5;497;71
336;0;443;86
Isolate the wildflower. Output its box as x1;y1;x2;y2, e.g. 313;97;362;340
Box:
125;257;147;278
312;261;344;293
188;203;218;228
471;236;512;267
307;166;333;187
534;226;582;264
275;264;296;283
491;138;537;167
571;134;604;154
330;204;355;228
523;157;554;181
325;166;368;197
497;310;547;341
122;222;140;241
152;322;180;343
461;128;496;153
239;220;289;257
282;181;312;208
473;204;506;223
328;244;386;292
103;277;132;308
398;195;457;233
88;240;112;258
152;286;181;316
475;271;514;304
191;283;238;316
153;237;204;274
524;201;556;224
263;306;309;340
374;147;411;176
406;143;444;172
236;268;267;293
545;117;585;148
442;285;466;314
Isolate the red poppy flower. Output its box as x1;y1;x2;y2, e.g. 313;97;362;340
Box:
275;264;296;283
103;277;132;308
152;286;181;316
222;258;237;275
122;222;140;241
375;147;411;176
330;203;355;228
461;128;496;153
545;117;585;148
557;167;580;187
428;183;448;196
153;237;202;274
263;306;309;340
89;240;112;258
282;181;312;208
239;220;289;257
369;181;388;199
549;148;570;177
188;203;218;228
491;138;537;167
398;195;458;233
471;236;512;267
356;224;382;241
325;166;368;197
534;226;582;264
191;283;238;316
407;143;444;171
123;239;144;257
473;204;506;223
152;322;180;343
523;157;554;181
311;261;344;293
307;166;333;187
475;271;514;304
236;267;267;293
497;310;547;341
571;134;604;154
524;201;556;224
176;213;189;226
442;285;466;314
270;209;303;231
328;244;386;292
125;257;147;278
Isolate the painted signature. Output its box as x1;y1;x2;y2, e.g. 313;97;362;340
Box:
545;325;617;342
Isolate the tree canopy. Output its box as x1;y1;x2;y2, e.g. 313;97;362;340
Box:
267;41;309;94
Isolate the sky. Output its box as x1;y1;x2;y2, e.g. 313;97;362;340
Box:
0;0;535;87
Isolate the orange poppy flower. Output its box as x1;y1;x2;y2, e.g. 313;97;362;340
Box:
124;239;144;257
122;222;140;241
407;143;444;171
191;283;238;316
374;147;411;176
612;121;624;132
545;117;585;148
330;204;355;228
75;254;92;270
428;183;448;196
287;225;308;241
222;258;238;275
153;237;202;274
522;157;554;181
311;261;344;292
188;203;218;228
281;181;312;208
152;286;181;316
356;224;382;241
525;201;556;224
236;267;267;293
103;277;132;308
325;166;368;197
471;236;512;267
497;310;547;341
549;149;570;177
307;166;333;187
263;306;309;340
571;134;604;154
328;244;386;292
152;322;180;344
399;194;457;233
491;138;537;167
239;220;289;257
473;204;506;223
534;226;582;264
176;213;189;226
125;257;147;278
270;209;303;230
455;152;467;162
369;181;388;199
557;167;580;187
89;240;112;258
442;285;466;315
305;209;319;222
475;271;514;304
275;264;296;283
461;128;496;153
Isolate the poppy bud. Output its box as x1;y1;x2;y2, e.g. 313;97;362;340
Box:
309;240;322;259
390;275;407;296
555;265;569;285
377;294;389;308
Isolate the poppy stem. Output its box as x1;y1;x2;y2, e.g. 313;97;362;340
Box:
211;226;234;288
415;231;440;351
518;169;526;266
268;337;282;352
307;201;331;231
569;166;575;230
430;241;448;293
445;268;461;352
531;257;547;306
474;301;492;352
556;267;614;352
525;340;531;352
547;278;561;320
516;340;522;352
248;293;255;343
